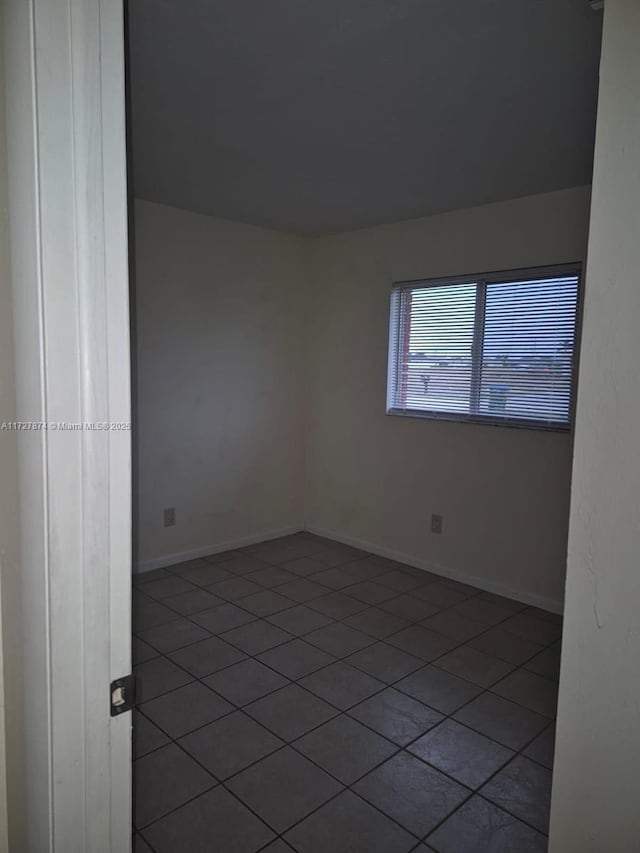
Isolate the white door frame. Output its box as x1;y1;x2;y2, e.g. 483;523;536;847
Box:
4;1;132;850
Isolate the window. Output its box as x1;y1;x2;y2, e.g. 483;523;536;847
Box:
387;264;581;430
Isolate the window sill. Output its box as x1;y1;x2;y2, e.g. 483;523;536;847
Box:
385;407;572;434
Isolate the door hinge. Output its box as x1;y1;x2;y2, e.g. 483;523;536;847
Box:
110;674;135;716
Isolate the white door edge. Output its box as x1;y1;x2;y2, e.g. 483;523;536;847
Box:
4;2;132;851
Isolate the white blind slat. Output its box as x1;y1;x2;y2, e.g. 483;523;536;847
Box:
387;267;580;428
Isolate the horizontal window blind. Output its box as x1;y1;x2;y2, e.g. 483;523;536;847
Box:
387;265;580;429
388;282;477;414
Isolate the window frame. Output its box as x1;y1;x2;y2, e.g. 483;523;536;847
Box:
386;262;583;432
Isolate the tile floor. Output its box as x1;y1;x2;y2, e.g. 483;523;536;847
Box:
132;533;561;853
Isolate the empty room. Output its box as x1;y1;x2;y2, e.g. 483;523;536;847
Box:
128;2;599;851
5;0;640;852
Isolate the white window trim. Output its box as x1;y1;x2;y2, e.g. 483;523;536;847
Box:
386;262;583;432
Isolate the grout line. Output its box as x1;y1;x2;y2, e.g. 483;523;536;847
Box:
135;565;559;755
133;534;560;848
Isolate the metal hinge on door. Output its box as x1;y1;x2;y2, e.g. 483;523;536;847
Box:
110;674;135;716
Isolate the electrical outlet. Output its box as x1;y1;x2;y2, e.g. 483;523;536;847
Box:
431;513;443;535
164;507;176;528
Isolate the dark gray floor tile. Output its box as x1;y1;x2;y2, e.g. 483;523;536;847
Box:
261;842;296;853
267;604;334;636
206;576;263;601
140;681;233;738
380;594;442;622
204;547;251;564
435;578;480;597
138;617;211;654
409;719;514;788
168;635;246;677
180;710;284;779
477;591;527;613
501;613;563;646
336;560;390;581
133;638;160;665
227;747;343;833
250;539;321;565
140;576;196;601
221;619;293;655
300;661;384;710
523;606;563;625
480;755;552;833
285;790;416;853
523;724;556;769
469;626;543;665
142;786;275;853
435;645;515;687
257;638;335;679
191;602;256;634
427;795;548;853
133;834;154;853
310;567;361;590
294;715;397;784
449;598;512;628
349;688;444;746
133;710;170;758
309;591;369;619
134;567;172;585
134;600;181;631
341;556;397;577
344;580;397;605
392;563;431;579
132;589;154;610
353;752;468;837
375;569;426;592
305;622;374;657
282;556;330;577
165;558;210;576
182;563;235;587
386;625;458;661
134;743;214;828
422;611;488;641
453;693;548;750
346;642;424;683
218;554;271;576
135;657;194;703
132;538;556;853
343;607;411;639
163;587;223;616
245;683;338;741
204;658;289;706
246;566;299;588
492;669;558;718
239;589;295;616
312;546;368;568
276;578;329;602
397;665;482;714
524;643;561;681
413;583;469;609
396;565;432;579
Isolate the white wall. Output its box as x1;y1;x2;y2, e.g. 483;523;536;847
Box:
134;189;591;607
306;187;591;609
550;2;640;849
133;200;307;568
0;1;25;846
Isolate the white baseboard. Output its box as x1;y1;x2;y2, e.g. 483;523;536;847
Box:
134;525;303;574
134;521;564;614
305;524;564;614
